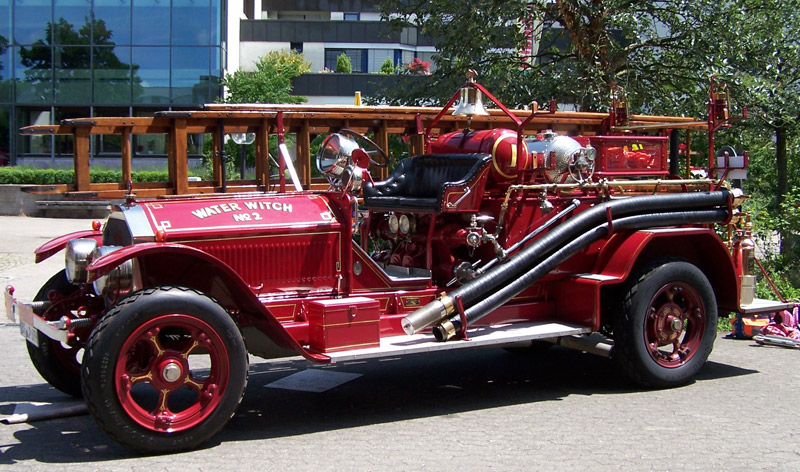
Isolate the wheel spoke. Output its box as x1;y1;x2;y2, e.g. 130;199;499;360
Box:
184;375;205;391
146;329;165;357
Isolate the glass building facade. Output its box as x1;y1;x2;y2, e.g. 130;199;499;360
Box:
0;0;224;164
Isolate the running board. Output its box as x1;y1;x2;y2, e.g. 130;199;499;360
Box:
739;298;795;315
326;321;592;363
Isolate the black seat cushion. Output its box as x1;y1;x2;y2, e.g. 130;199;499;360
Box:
363;153;491;211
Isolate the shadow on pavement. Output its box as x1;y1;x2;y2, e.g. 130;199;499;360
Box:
0;344;758;463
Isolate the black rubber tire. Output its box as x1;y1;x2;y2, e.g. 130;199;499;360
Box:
81;286;248;454
26;270;83;397
613;260;717;389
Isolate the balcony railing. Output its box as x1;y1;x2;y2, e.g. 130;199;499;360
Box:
292;73;431;98
240;19;431;46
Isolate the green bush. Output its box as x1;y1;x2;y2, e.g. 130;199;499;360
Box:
380;57;395;74
0;167;176;185
222;50;310;104
336;53;352;73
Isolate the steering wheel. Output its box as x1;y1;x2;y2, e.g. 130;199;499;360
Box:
338;129;391;168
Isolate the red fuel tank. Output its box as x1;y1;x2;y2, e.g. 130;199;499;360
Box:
431;129;530;182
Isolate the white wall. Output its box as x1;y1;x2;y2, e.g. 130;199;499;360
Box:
239;42;291;71
360;12;382;21
227;0;244;74
303;43;326;72
305;95;363;105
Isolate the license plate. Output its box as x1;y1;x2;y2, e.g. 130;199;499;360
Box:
20;322;39;347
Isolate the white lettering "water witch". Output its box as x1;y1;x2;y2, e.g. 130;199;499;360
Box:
191;200;293;219
243;201;293;212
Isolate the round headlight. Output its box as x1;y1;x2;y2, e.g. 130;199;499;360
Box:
65;238;98;284
91;245;135;301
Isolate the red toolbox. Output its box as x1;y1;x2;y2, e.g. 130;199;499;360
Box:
308;297;380;353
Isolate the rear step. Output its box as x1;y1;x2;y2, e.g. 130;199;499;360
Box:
739;298;795;315
325;321;592;363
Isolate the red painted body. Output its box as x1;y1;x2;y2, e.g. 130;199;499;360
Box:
34;133;743;362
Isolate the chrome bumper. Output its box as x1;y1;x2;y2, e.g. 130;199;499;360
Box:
4;285;70;346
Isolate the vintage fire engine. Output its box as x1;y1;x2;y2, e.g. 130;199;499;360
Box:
5;76;792;453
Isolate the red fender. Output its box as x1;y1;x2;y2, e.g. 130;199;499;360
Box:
595;227;738;310
34;230;103;263
86;242;331;363
558;228;737;330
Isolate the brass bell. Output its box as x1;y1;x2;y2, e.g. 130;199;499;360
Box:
452;86;490;117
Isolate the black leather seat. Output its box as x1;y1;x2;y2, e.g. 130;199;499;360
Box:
363;153;492;211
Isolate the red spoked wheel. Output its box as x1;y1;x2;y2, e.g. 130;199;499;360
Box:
116;314;230;433
614;260;717;389
643;282;704;368
82;286;248;453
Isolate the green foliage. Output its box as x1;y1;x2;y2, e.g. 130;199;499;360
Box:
336;53;352;74
748;186;800;292
0;167;176;185
380;56;396;75
375;0;798;115
222;50;310;104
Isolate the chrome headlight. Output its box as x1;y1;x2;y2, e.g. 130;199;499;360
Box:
65;238;98;284
91;245;136;301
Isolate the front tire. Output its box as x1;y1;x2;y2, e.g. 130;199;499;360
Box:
613;261;717;388
81;286;248;453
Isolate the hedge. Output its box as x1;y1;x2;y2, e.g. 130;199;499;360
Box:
0;167;179;185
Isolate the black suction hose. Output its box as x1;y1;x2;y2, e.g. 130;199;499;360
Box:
433;208;730;340
402;191;730;334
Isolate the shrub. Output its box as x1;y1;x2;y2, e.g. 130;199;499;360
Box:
0;167;177;185
222;50;310;104
406;57;430;75
380;57;395;74
336;53;352;73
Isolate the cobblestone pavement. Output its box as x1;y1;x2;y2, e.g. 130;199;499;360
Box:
0;216;799;471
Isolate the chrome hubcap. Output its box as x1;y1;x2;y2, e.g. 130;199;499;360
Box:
161;361;183;383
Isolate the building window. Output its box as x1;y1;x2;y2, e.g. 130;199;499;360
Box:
325;49;367;73
290;42;303;54
343;12;359;21
133;0;170;45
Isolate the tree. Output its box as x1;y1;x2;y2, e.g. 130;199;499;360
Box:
0;35;8;78
380;56;395;74
0;35;9;99
377;1;725;112
336;53;352;73
707;0;800;262
222;50;310;104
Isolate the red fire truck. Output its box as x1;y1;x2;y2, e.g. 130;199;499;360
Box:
5;77;791;453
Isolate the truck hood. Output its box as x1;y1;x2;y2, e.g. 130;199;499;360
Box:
104;193;341;245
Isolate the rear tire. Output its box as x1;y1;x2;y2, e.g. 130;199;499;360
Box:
81;286;248;453
613;261;717;388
